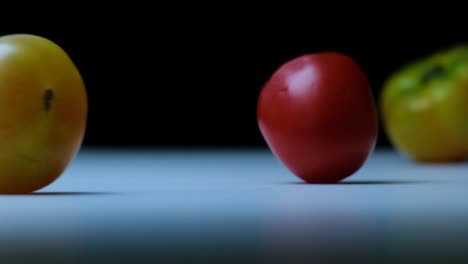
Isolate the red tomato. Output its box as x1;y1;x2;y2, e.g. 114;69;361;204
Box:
257;52;378;183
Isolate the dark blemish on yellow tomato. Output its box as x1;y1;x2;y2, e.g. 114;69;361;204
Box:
43;89;54;112
421;64;445;84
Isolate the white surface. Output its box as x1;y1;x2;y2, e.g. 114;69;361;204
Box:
1;147;468;263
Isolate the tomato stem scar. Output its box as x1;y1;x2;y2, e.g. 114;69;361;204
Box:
43;89;54;112
421;64;445;84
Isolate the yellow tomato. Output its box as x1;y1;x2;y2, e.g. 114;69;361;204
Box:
0;34;87;193
380;45;468;163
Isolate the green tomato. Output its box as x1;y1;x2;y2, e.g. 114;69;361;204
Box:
380;44;468;163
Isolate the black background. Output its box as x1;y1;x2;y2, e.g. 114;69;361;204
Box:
2;12;467;148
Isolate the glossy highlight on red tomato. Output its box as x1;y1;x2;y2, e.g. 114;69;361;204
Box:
257;52;378;183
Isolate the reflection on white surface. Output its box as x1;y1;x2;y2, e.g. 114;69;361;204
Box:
0;148;468;263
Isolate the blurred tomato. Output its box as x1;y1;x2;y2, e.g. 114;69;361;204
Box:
257;52;378;183
381;45;468;163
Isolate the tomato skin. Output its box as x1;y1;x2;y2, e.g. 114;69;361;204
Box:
380;45;468;163
0;34;87;193
257;52;378;183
